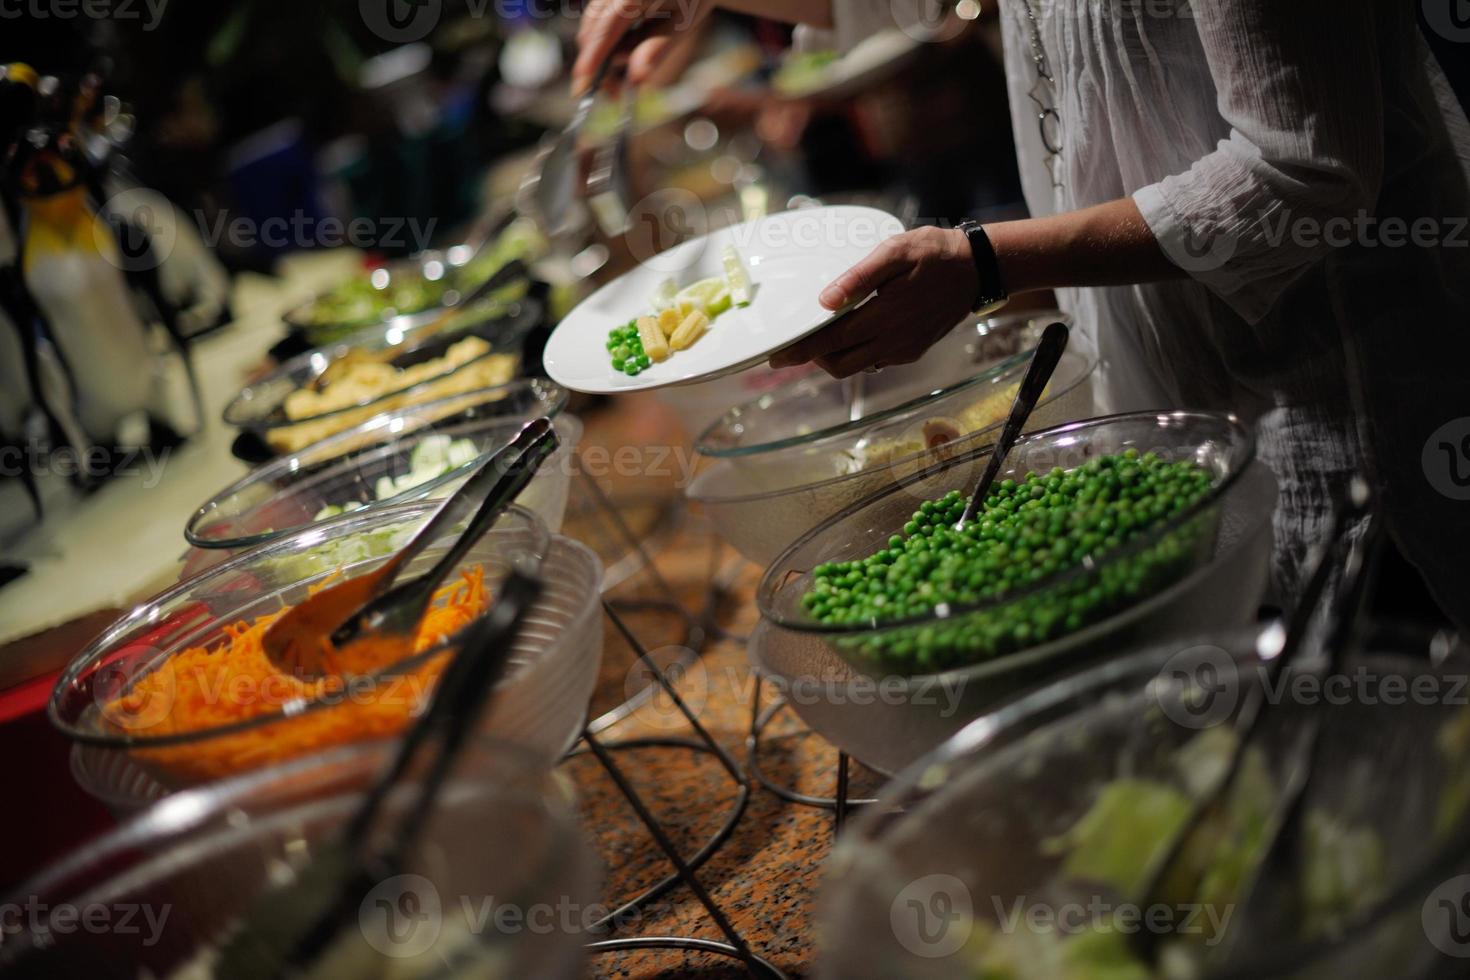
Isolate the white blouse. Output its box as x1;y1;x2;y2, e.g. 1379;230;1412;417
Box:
798;0;1470;623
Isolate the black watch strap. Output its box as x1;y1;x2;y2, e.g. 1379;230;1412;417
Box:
956;220;1009;315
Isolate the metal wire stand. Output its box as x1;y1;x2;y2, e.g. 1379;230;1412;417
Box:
564;465;788;977
745;674;879;834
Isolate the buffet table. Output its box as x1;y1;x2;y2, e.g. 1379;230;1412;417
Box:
1;348;868;978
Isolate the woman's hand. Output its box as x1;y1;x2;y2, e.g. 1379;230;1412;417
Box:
769;226;978;378
570;0;713;95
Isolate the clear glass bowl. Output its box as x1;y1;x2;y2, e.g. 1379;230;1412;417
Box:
186;405;578;554
2;739;597;979
748;456;1276;775
749;412;1262;766
817;621;1470;979
51;503;604;791
224;301;539;455
695;309;1069;458
686;341;1096;567
282;224;542;345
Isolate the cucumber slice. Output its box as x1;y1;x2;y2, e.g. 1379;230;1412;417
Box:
722;245;752;307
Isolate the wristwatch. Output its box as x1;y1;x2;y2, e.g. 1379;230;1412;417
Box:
955;220;1010;316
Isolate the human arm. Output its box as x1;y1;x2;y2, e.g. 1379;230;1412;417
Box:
570;0;834;94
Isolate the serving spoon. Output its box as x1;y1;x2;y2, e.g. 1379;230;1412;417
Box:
261;417;557;679
953;321;1070;530
217;563;544;980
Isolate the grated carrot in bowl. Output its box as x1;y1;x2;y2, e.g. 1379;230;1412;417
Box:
103;566;491;787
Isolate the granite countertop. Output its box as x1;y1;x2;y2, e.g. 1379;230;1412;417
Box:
562;392;889;979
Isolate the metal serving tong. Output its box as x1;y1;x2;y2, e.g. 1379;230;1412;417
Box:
261;416;558;679
217;560;544;980
1131;476;1381;968
584;78;638;238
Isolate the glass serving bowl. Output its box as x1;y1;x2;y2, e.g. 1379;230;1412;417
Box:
282;220;544;345
225;300;539;455
749;411;1267;772
696;309;1069;458
52;503;604;792
186;405;579;556
748;466;1277;776
2;739;597;979
816;621;1470;980
284;269;534;348
686;341;1096;567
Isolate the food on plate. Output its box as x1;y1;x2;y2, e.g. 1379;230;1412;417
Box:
802;451;1216;672
604;246;752;376
669;309;710;351
966;729;1385;978
312;435;482;520
268;337;517;453
103;568;490;785
637;315;670;362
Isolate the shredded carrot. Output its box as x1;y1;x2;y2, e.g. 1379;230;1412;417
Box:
106;566;490;786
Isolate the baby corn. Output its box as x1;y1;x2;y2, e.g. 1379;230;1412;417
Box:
637;316;670;361
669;310;709;351
656;307;681;340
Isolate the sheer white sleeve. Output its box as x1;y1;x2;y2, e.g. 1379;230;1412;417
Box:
1132;0;1386;323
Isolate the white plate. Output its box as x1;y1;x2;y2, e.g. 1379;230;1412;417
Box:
543;206;904;394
